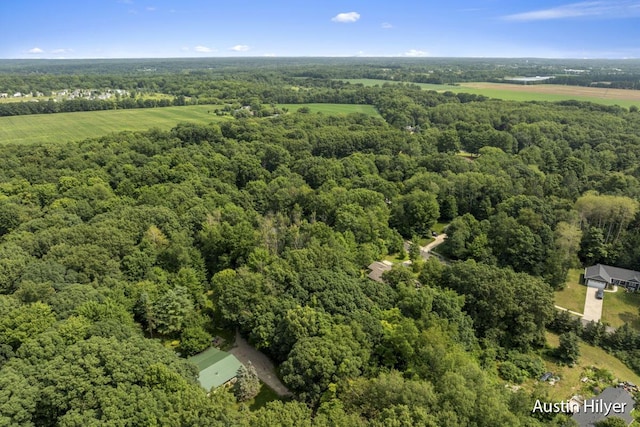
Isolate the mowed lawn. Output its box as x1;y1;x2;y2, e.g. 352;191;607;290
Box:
0;105;226;145
341;78;640;109
601;290;640;330
542;332;640;400
277;103;380;117
554;268;586;314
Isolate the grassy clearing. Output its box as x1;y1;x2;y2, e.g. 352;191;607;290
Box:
0;103;379;146
249;383;283;411
554;268;586;314
432;222;449;234
539;332;640;400
0;105;227;145
602;290;640;330
277;103;380;117
341;78;640;109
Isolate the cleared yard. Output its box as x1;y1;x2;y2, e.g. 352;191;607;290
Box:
540;332;640;400
554;268;586;314
601;290;640;330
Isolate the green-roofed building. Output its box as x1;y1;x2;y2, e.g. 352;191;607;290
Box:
188;347;244;391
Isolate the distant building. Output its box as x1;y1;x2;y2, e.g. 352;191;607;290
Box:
584;264;640;292
0;93;8;98
188;347;244;391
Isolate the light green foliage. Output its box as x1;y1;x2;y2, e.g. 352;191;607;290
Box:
234;362;261;402
558;332;581;365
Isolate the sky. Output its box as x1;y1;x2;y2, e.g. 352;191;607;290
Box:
1;0;640;59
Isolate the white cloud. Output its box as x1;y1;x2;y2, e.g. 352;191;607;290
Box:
263;53;276;57
194;45;214;53
331;12;360;23
28;47;44;54
503;1;640;21
381;22;393;29
52;48;73;54
404;49;429;57
230;44;250;52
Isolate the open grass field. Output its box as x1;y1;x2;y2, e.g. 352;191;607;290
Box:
602;290;640;330
249;383;284;411
0;103;379;146
277;103;380;117
540;332;640;400
342;78;640;109
0;105;227;145
554;269;587;314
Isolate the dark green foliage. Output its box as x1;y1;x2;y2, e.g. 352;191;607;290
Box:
557;332;581;365
594;416;628;427
498;361;527;384
442;261;554;350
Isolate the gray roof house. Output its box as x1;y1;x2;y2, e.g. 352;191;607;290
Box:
367;261;393;283
572;386;635;426
584;264;640;292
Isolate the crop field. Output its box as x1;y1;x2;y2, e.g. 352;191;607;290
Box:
342;78;640;108
0;105;226;145
0;103;380;145
277;103;380;116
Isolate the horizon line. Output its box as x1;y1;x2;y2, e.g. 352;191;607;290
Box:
1;56;639;61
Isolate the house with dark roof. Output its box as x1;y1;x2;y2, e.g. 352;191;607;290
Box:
572;386;635;426
188;347;244;391
584;264;640;292
367;260;393;283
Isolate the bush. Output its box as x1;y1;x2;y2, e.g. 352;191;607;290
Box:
498;361;527;384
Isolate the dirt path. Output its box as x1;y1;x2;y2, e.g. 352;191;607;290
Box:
229;331;291;397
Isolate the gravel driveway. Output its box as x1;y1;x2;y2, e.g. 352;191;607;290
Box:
229;331;291;397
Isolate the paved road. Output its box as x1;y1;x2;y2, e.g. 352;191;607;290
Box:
404;234;448;261
582;286;604;323
229;331;291;397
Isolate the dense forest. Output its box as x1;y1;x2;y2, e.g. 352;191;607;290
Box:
1;59;640;425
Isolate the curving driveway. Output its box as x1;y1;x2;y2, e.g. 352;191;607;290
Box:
229;331;291;397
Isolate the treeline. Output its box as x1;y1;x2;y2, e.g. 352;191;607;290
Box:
0;95;194;116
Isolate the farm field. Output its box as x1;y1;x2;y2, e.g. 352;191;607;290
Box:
0;103;380;145
277;103;380;116
342;78;640;108
0;105;226;145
